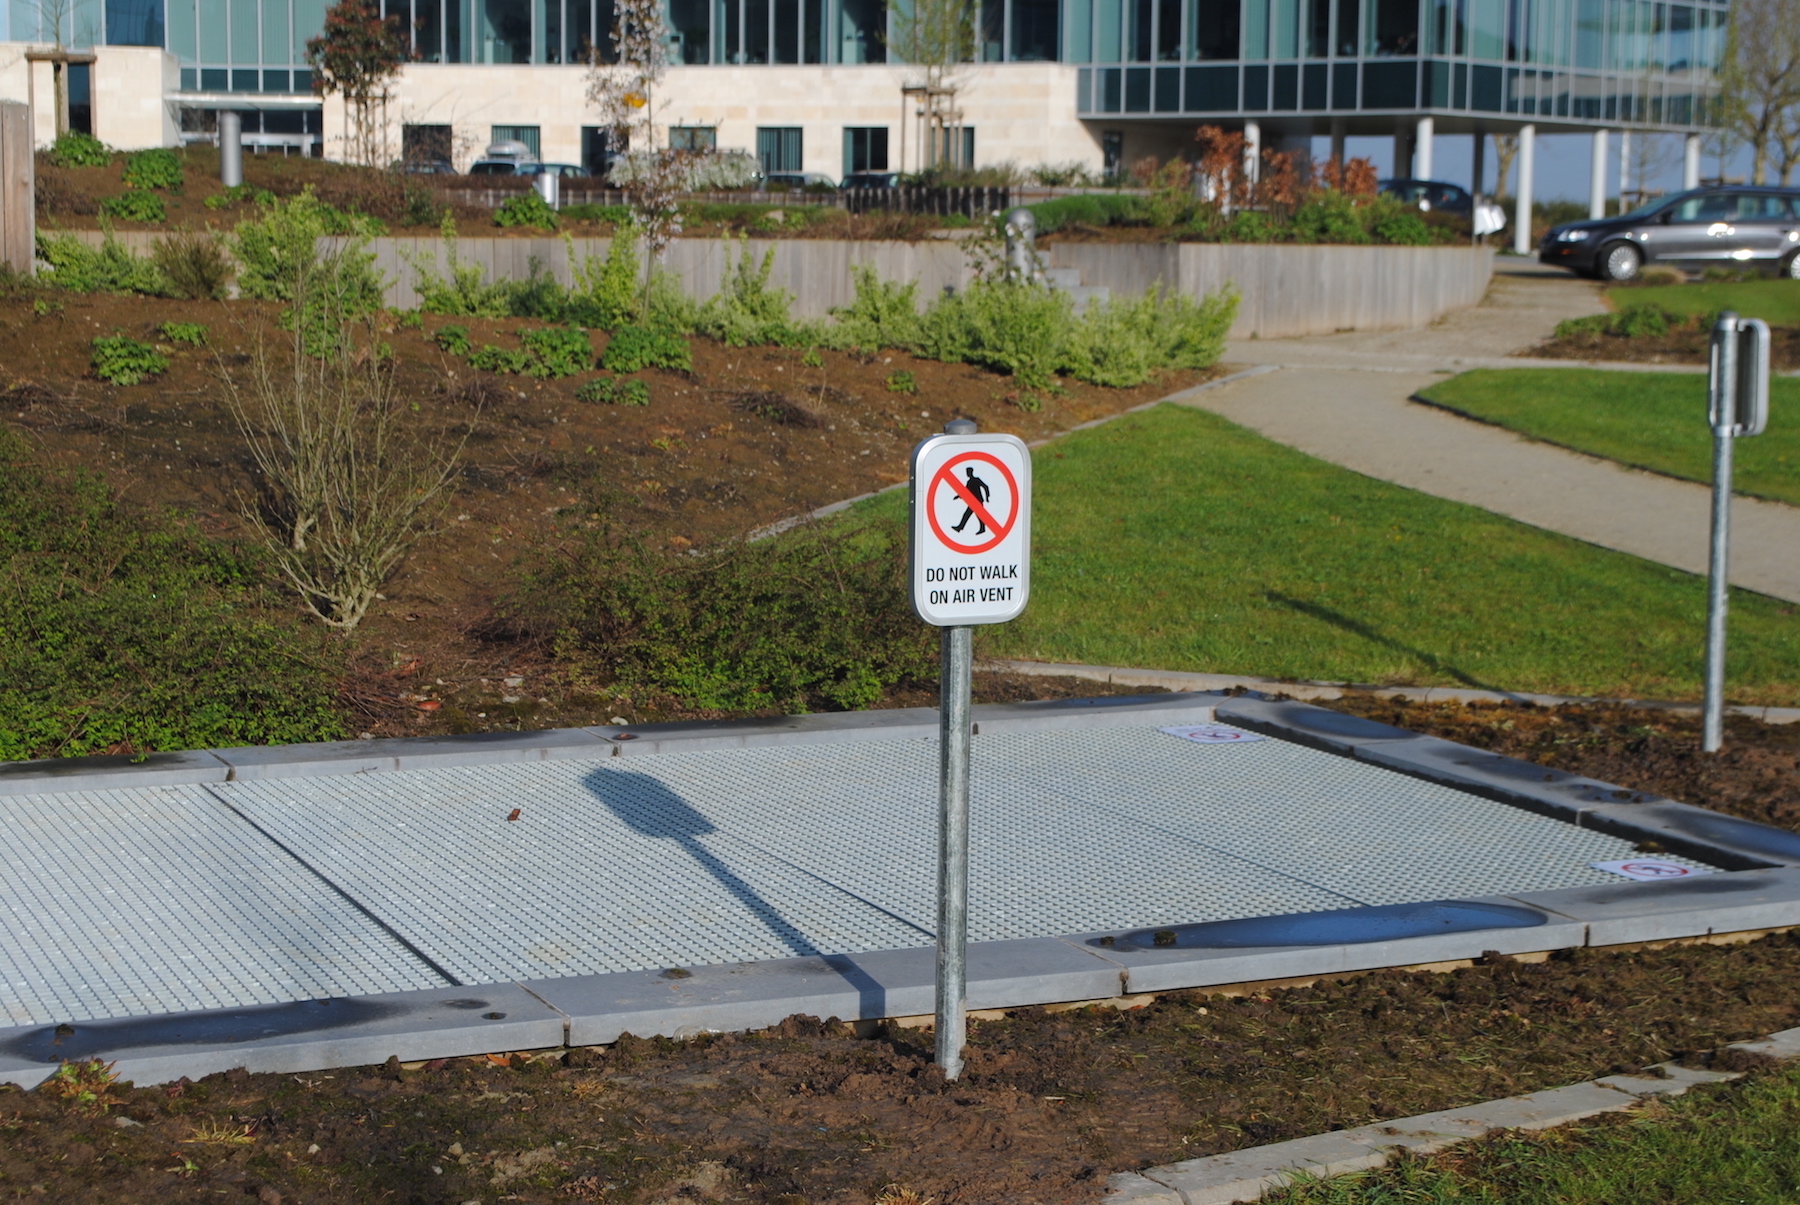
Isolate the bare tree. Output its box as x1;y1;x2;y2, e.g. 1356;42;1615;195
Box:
587;0;690;264
1775;102;1800;184
222;255;468;630
889;0;975;169
1492;134;1518;203
1720;0;1800;184
305;0;407;168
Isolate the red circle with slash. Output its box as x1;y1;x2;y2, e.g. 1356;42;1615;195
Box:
926;452;1019;555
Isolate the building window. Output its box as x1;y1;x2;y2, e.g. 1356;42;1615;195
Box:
582;127;616;175
106;0;166;46
1191;0;1240;60
479;0;532;62
843;125;889;173
403;123;454;166
757;126;803;172
1366;0;1418;55
838;0;886;61
1101;130;1123;178
491;124;542;157
670;125;718;150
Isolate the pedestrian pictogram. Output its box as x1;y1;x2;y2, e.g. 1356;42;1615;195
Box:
910;433;1031;626
1591;858;1711;882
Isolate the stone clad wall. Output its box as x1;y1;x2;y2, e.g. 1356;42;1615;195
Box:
61;230;1495;338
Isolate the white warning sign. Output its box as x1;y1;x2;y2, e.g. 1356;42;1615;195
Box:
1160;724;1265;744
909;432;1031;627
1591;858;1711;881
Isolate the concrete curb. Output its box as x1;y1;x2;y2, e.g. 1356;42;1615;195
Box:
1104;1032;1798;1204
984;658;1800;726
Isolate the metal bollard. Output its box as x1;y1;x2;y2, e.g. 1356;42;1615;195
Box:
1003;207;1038;284
218;111;243;188
534;168;559;210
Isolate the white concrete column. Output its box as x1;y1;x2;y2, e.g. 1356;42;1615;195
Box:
1244;120;1261;183
1513;124;1536;255
1415;116;1434;180
1684;133;1701;189
1618;130;1631;204
1589;129;1609;218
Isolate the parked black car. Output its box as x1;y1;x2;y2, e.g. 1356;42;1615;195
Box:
1540;186;1800;281
842;171;904;190
1378;178;1475;214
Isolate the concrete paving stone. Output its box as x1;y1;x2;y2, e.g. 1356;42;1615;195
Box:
534;937;1124;1046
1580;801;1800;869
1354;737;1664;824
1730;1026;1800;1059
208;727;614;782
1597;1060;1742;1098
0;983;566;1088
1103;1172;1185;1204
1211;697;1418;756
0;749;229;797
1507;868;1800;946
1347;1081;1636;1152
1143;1132;1389;1205
1066;896;1586;996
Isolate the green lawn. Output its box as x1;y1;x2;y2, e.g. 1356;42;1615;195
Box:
1268;1064;1800;1204
1417;368;1800;507
860;403;1800;703
1612;278;1800;326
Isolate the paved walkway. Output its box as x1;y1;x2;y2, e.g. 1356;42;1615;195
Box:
1186;261;1800;604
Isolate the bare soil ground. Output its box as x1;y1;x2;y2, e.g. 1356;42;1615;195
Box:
0;287;1214;737
1524;321;1800;369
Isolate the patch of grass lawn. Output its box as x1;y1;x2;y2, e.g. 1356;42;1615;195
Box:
1417;368;1800;506
860;404;1800;702
1267;1064;1800;1204
1611;278;1800;327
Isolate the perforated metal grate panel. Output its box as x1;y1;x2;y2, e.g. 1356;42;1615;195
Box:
213;724;1703;987
0;787;445;1027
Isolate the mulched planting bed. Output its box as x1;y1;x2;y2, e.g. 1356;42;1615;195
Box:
1320;695;1800;833
1524;322;1800;369
5;934;1800;1204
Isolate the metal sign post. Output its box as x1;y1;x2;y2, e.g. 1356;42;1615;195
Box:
1703;312;1771;753
909;419;1032;1080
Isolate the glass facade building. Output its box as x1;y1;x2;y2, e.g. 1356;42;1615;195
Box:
4;0;1720;133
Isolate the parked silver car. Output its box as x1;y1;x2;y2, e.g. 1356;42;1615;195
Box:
1540;186;1800;281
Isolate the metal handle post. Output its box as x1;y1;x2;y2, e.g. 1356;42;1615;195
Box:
1702;313;1739;753
934;622;973;1078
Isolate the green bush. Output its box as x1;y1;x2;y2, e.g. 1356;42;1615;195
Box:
469;344;532;373
411;214;517;317
601;324;692;373
826;265;922;350
1223;210;1285;242
159;321;208;346
1062;285;1240;388
505;511;933;712
1289;191;1371;244
576;376;651;405
495;191;559;230
98;190;168;223
564;225;641;330
886;369;917;394
35;230;167;295
0;430;343;759
152;231;230;300
1554;304;1675;341
204;184;276;210
645;270;700;333
91;335;170;385
231;187;385;306
696;237;801;347
48;131;110;168
1024;193;1143;234
521;326;594;378
919;279;1074;391
434;323;472;355
122;148;183;191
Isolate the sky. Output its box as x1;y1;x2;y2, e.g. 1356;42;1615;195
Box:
1325;132;1778;204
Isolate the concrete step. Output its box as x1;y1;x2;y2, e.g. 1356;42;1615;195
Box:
1043;267;1083;289
1066;284;1112;312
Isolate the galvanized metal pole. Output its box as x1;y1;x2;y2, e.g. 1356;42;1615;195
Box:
935;415;977;1080
1703;314;1738;753
935;622;972;1079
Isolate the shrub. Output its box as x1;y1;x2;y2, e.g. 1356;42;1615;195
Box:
159;321;208;346
232;186;385;306
886;370;917;393
411;213;516;317
434;323;472;355
696;237;800;347
0;429;344;759
91;335;170;385
1289;191;1371;244
645;270;699;333
122;148;183;191
827;265;922;350
1554;305;1674;341
204;184;276;210
564;225;640;330
48;131;110;168
1025;193;1142;234
919;279;1073;392
1368;197;1438;245
576;376;651;405
35;230;167;295
153;231;231;299
1063;285;1240;388
505;258;568;321
601;324;692;373
1223;210;1285;242
495;191;559;229
99;190;168;223
505;512;933;712
521;326;594;378
469;344;532;373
